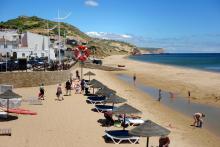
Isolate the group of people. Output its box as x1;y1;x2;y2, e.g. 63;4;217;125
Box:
37;70;89;101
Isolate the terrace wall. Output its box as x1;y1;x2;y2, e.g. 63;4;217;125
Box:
0;63;79;88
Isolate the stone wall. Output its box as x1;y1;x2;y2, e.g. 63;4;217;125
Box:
0;64;78;88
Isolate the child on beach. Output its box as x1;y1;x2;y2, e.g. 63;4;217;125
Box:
192;112;205;127
38;83;45;100
56;83;64;101
159;135;170;147
75;82;81;94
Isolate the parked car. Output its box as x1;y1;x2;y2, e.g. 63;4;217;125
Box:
92;59;102;65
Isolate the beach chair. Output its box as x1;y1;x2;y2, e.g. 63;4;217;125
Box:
95;105;116;113
0;111;7;118
29;99;43;105
0;128;11;136
105;130;139;144
117;115;144;126
127;118;144;126
86;96;106;104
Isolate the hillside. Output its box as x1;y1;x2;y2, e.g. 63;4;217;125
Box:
0;16;164;57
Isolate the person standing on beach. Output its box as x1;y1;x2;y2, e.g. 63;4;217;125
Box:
76;70;80;79
159;135;170;147
192;112;205;127
133;73;136;85
38;83;45;100
56;83;64;101
65;80;71;96
80;79;85;94
158;89;162;101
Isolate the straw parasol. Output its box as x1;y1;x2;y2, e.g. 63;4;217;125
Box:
0;90;22;118
88;79;105;93
88;79;101;85
104;94;127;106
129;120;171;147
95;87;116;97
90;82;105;89
84;71;96;81
112;103;142;129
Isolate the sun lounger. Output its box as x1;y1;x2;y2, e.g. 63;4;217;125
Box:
0;128;11;136
127;118;144;126
86;96;106;104
29;99;43;105
95;105;116;112
105;130;139;144
0;111;7;118
116;115;144;126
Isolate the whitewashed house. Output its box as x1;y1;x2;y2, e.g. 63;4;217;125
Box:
0;30;56;60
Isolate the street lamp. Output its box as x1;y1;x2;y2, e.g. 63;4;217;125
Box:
54;10;71;64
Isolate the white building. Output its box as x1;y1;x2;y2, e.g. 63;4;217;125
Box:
0;30;56;60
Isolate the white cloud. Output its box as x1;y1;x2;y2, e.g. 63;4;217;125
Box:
86;32;133;40
86;31;101;36
85;0;99;7
86;31;220;53
120;34;132;39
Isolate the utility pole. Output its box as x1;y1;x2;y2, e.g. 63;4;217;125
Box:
55;10;71;65
58;10;61;65
47;22;50;63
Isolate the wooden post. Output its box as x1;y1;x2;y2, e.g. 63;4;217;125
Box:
146;137;149;147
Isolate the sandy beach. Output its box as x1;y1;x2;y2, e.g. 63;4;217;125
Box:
104;55;220;107
1;55;220;147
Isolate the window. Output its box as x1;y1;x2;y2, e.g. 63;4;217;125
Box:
22;53;25;57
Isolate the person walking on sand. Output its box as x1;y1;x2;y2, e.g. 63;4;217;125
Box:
65;80;71;96
76;70;80;79
192;112;205;127
56;83;64;101
133;73;136;85
158;89;162;101
38;83;45;100
81;79;85;94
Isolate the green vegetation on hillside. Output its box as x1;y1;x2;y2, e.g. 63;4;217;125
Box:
0;16;164;57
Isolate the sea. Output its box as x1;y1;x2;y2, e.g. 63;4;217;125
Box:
129;53;220;73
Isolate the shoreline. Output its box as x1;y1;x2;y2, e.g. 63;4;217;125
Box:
104;55;220;108
126;54;220;75
93;69;220;146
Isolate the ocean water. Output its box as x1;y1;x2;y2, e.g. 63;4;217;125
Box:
129;53;220;72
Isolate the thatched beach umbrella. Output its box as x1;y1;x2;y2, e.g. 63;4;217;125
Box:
88;79;101;85
104;94;127;106
89;79;106;93
84;71;96;81
95;87;116;97
90;82;105;89
0;90;22;117
112;103;142;129
129;120;171;147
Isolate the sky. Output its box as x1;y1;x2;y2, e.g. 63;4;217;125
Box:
1;0;220;53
